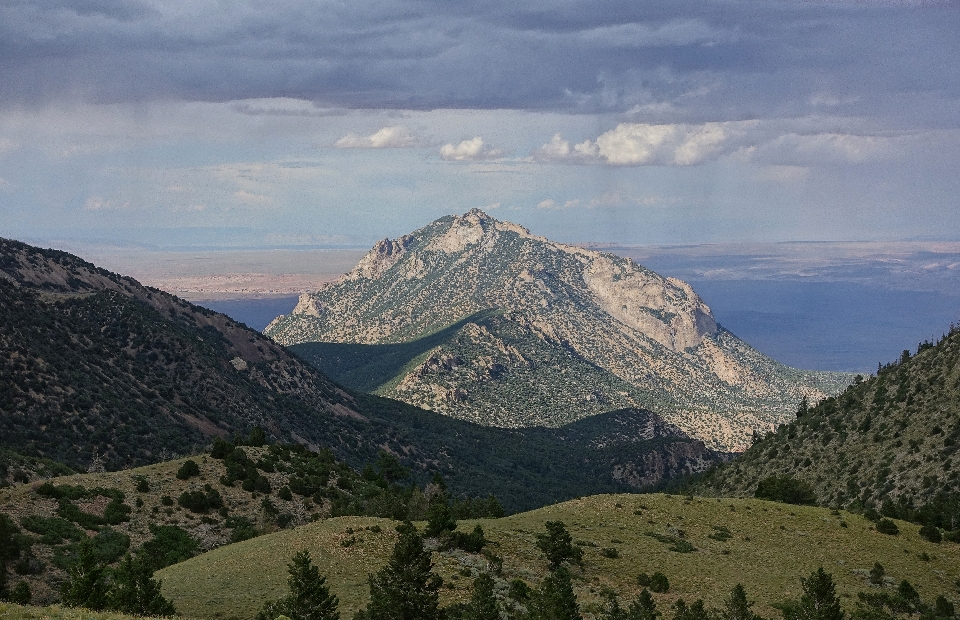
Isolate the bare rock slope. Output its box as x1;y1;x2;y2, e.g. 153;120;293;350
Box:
265;210;851;451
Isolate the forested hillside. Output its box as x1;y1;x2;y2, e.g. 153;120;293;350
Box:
700;324;960;523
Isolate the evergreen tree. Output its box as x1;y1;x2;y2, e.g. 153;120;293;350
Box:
0;514;23;600
599;591;628;620
425;497;457;538
10;580;31;605
869;563;884;586
108;554;176;616
61;538;109;611
721;584;760;620
357;522;442;620
528;566;582;620
535;521;583;570
785;569;844;620
257;550;339;620
627;589;660;620
673;599;713;620
465;572;500;620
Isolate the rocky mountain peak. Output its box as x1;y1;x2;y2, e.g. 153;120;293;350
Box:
266;211;851;450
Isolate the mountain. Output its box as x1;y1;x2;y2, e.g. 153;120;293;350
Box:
0;237;717;510
699;325;960;513
265;209;852;451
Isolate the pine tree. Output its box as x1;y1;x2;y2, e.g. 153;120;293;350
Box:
528;566;582;620
257;551;339;620
10;580;31;605
599;591;628;620
61;538;109;611
425;497;457;538
536;521;583;570
796;568;844;620
720;584;760;620
0;514;22;600
627;589;660;620
108;554;176;616
357;522;442;620
465;573;500;620
673;599;713;620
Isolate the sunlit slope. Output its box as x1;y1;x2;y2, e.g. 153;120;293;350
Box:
158;493;959;620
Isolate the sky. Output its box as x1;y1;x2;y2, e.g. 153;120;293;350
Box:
2;0;959;250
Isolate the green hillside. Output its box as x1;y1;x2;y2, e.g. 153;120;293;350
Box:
699;325;960;516
157;493;960;620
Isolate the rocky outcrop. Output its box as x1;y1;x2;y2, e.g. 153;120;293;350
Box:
265;210;852;451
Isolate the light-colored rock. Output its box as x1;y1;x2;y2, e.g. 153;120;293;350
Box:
265;209;852;450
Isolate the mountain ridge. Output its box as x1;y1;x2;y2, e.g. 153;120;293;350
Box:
265;209;852;450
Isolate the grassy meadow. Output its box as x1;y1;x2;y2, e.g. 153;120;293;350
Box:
157;493;960;620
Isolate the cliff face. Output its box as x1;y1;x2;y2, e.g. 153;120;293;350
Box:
266;210;852;451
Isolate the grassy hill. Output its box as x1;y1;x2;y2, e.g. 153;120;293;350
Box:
157;493;960;620
0;602;163;620
697;325;960;516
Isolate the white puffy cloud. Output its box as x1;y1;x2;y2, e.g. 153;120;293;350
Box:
538;122;742;166
334;126;415;149
537;198;581;210
439;137;502;161
535;120;911;167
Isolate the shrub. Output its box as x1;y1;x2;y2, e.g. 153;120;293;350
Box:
637;572;652;587
599;547;620;559
56;500;105;529
649;572;670;593
919;523;942;543
755;475;817;505
176;459;200;480
876;519;900;535
138;524;199;572
104;497;132;524
132;476;150;493
210;437;233;459
709;525;733;542
20;515;84;544
177;485;223;513
160;495;174;506
447;525;487;553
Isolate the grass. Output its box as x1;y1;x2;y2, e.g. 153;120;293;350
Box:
0;602;166;620
158;493;960;620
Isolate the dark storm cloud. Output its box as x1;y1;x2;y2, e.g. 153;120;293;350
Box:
1;0;958;126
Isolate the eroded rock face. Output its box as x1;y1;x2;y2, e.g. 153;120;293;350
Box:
265;209;852;450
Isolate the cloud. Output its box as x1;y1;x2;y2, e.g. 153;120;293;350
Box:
537;122;744;166
233;190;275;206
0;0;955;139
84;196;129;210
537;192;680;211
334;126;415;149
440;137;502;161
537;198;581;210
536;121;910;167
